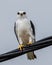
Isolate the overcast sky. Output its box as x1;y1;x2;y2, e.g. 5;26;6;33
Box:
0;0;52;65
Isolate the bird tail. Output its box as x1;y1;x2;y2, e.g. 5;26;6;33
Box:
26;51;36;60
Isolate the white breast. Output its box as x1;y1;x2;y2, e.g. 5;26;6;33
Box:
16;18;31;34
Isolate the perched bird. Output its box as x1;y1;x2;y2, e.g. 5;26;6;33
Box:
14;11;36;60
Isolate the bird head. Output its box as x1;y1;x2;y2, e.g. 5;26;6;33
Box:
17;11;27;18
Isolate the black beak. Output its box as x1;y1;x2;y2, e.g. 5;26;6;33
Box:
20;13;23;16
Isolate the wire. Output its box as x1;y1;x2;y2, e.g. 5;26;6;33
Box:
0;36;52;62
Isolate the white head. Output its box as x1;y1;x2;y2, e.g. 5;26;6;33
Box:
17;11;27;18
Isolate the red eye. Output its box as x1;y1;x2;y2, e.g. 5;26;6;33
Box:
17;12;20;15
23;12;26;14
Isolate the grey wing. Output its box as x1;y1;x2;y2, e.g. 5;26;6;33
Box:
30;20;35;36
14;22;19;42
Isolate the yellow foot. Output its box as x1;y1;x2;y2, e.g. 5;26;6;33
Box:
18;44;24;50
28;42;32;45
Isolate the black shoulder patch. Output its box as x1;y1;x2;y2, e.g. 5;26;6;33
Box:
30;20;35;36
14;22;19;43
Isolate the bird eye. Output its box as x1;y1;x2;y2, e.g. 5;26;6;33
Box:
23;12;26;15
17;12;20;15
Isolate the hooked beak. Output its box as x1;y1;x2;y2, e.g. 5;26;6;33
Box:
20;13;23;16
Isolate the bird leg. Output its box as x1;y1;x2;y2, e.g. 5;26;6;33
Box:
27;37;32;45
18;37;24;50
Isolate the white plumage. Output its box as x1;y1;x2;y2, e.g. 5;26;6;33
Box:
14;11;36;60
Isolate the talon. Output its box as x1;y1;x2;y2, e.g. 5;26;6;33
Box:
28;42;32;45
18;44;24;50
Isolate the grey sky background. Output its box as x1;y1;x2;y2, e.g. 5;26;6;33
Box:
0;0;52;65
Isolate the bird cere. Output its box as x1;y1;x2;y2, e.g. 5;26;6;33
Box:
14;11;36;60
